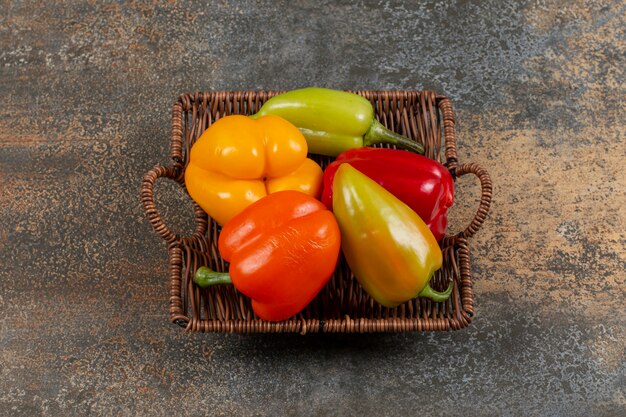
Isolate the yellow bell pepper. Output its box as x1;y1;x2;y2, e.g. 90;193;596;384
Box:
185;114;323;225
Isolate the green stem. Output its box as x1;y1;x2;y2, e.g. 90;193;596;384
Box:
193;266;232;288
418;280;453;302
363;119;425;154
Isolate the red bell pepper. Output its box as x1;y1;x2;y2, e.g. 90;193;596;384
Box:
321;147;454;241
193;190;341;321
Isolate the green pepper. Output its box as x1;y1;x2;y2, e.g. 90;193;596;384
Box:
332;163;452;307
250;87;424;156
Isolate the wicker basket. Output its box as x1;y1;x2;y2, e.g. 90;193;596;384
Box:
141;90;492;334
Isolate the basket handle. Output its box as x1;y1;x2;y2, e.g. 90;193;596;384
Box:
141;165;208;244
454;163;493;239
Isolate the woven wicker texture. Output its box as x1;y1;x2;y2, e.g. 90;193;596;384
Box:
141;90;492;333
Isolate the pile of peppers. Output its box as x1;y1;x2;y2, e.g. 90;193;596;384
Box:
187;87;455;321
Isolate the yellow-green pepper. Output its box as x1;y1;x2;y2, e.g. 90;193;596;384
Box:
332;163;452;307
250;87;424;156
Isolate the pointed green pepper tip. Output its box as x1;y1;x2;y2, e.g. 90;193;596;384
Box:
418;280;453;302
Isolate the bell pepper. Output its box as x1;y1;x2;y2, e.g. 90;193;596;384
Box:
184;114;323;225
250;87;424;156
332;164;452;307
193;190;341;322
321;147;454;241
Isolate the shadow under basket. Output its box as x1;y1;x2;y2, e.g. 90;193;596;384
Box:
141;90;492;334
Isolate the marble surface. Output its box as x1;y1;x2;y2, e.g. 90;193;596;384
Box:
1;1;624;415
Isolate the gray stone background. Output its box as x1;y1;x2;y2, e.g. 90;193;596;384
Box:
1;0;624;416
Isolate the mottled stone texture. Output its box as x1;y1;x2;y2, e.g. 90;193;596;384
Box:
0;0;624;416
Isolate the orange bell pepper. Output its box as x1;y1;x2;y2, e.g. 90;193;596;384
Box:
193;191;341;321
184;114;323;225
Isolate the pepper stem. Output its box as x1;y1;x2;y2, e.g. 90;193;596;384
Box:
418;280;453;302
363;119;425;154
193;266;232;288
